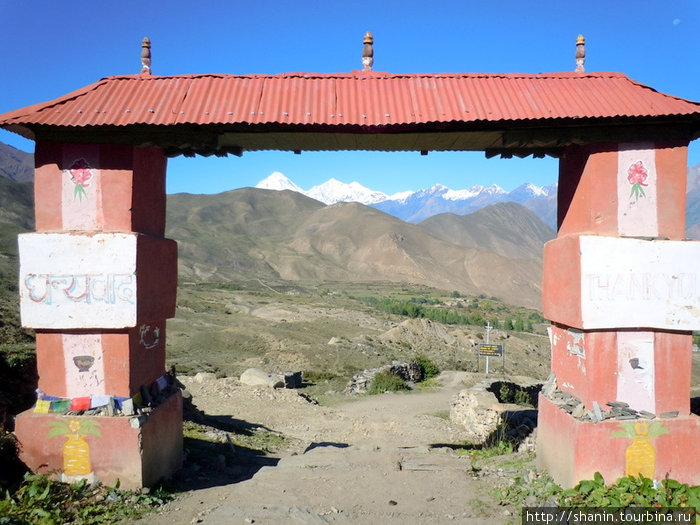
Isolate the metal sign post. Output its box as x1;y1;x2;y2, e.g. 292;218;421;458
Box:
478;322;504;374
486;322;491;374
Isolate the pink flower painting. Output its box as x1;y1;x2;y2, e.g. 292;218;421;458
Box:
627;160;648;203
69;158;93;201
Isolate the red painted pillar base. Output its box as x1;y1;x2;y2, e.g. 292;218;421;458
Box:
14;392;182;489
537;395;700;488
539;141;698;487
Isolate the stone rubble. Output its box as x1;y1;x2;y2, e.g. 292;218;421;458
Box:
542;373;681;422
343;361;423;395
449;378;539;447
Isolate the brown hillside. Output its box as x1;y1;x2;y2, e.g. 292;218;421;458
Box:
166;188;325;282
418;202;555;260
168;193;545;308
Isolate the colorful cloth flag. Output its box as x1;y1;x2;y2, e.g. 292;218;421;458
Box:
37;392;62;401
156;375;168;390
70;397;91;411
113;397;130;410
90;395;112;408
34;400;51;413
51;399;71;413
132;392;143;407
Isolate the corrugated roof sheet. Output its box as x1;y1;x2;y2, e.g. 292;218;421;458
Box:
1;71;698;131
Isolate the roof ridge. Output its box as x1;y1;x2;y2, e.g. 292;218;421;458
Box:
94;71;633;81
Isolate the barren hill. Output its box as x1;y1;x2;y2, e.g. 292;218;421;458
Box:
166;189;545;307
0;143;33;183
166;188;325;282
418;202;555;260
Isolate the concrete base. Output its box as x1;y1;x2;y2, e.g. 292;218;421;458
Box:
15;391;182;489
536;395;700;488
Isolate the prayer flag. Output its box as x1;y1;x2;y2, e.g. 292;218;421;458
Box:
70;397;91;411
114;397;130;410
51;399;71;413
90;395;112;408
132;392;143;407
34;400;51;413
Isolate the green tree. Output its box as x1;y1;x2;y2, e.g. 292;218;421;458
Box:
513;317;524;331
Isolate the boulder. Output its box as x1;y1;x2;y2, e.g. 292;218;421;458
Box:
193;372;217;384
240;368;284;388
450;387;507;445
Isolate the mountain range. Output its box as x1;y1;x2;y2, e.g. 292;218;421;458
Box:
256;171;559;227
166;188;551;307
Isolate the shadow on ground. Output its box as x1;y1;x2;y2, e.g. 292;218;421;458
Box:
304;441;350;453
166;395;283;491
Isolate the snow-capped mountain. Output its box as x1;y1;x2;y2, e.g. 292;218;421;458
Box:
256;174;387;205
507;182;557;203
372;183;512;223
255;171;305;193
306;178;388;205
254;172;557;227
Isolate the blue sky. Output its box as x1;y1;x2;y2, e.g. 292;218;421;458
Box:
0;0;697;195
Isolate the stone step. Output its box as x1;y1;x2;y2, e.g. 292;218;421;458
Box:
399;452;469;472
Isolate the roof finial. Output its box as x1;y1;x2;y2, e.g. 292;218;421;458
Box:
141;37;152;75
362;31;374;71
575;34;585;73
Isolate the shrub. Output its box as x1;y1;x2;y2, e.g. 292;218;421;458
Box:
499;383;513;403
302;370;340;384
0;473;173;524
0;429;27;491
368;370;409;395
497;471;700;509
560;472;700;508
413;355;440;380
513;389;533;407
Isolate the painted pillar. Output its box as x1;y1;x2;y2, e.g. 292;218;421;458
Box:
14;142;182;489
537;141;700;488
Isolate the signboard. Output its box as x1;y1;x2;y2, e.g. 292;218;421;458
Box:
579;236;700;330
478;343;503;357
19;233;138;329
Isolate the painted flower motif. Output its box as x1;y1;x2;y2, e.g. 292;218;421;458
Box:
611;420;668;439
69;158;93;201
48;418;101;439
627;160;648;203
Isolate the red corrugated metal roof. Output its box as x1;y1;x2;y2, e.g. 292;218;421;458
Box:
1;71;698;132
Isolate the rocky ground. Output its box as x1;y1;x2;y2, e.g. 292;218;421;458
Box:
128;371;535;525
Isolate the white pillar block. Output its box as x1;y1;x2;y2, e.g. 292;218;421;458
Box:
19;233;138;329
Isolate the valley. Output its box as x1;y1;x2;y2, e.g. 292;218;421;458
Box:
167;281;552;390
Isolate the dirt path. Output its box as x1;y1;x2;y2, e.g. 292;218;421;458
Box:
132;372;511;524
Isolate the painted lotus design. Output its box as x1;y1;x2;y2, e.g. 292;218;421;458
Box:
612;421;668;478
48;418;101;476
627;160;648;203
69;158;93;201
